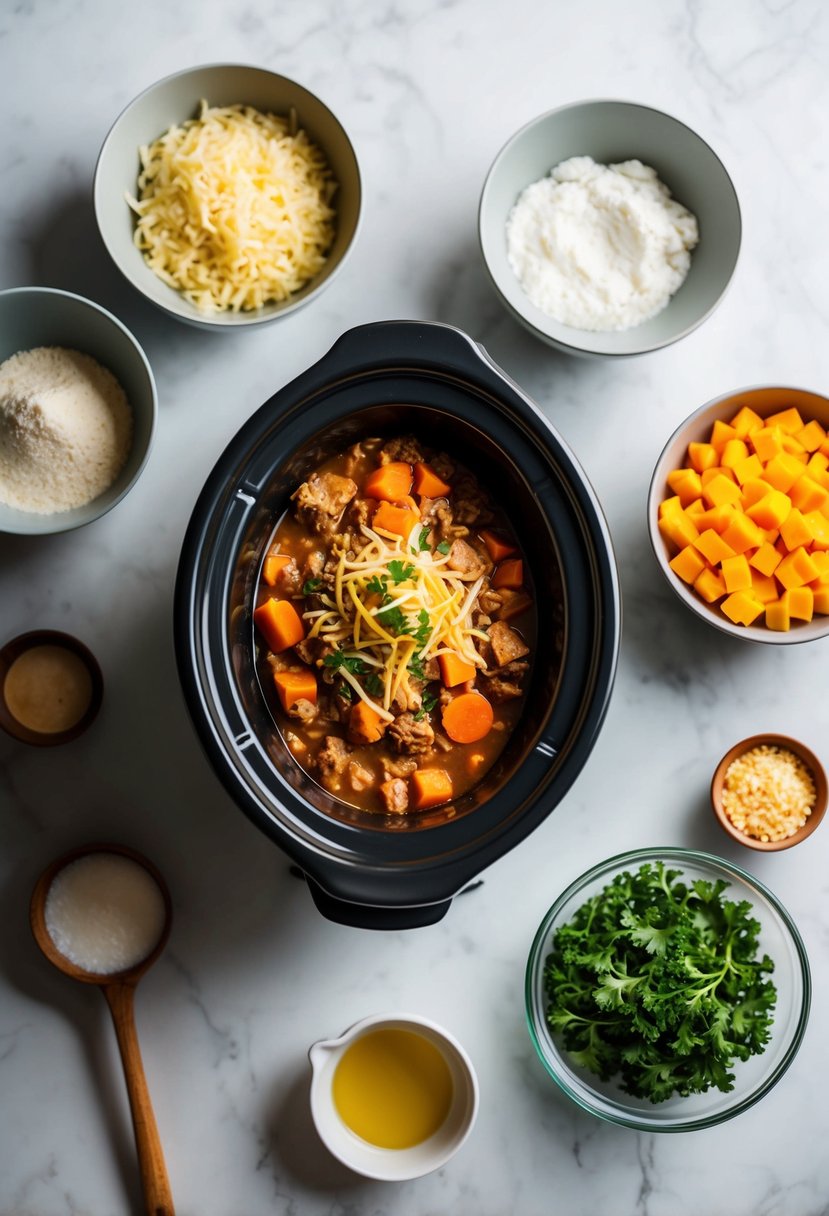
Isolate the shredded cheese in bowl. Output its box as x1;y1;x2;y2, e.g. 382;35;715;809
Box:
305;523;488;723
126;101;336;313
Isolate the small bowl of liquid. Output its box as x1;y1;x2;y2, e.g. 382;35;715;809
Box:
308;1012;479;1180
0;630;103;745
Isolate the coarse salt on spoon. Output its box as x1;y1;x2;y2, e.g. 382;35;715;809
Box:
30;842;175;1216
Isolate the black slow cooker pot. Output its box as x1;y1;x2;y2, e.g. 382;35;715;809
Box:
175;321;620;929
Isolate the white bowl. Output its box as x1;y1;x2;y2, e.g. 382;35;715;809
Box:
479;99;741;357
0;287;156;535
94;63;362;331
648;385;829;644
308;1012;478;1180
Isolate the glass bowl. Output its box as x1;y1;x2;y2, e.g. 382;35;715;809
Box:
525;847;811;1131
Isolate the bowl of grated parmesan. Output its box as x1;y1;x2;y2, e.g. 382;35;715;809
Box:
0;286;156;535
711;734;827;851
478;99;741;357
94;64;362;331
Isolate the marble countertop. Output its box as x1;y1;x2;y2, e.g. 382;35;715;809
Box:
2;1;828;1213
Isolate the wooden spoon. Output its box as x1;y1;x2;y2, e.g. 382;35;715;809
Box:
30;843;175;1216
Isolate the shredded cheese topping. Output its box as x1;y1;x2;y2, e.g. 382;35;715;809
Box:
127;101;337;313
306;524;487;721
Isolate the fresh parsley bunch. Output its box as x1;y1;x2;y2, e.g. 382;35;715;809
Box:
543;862;776;1103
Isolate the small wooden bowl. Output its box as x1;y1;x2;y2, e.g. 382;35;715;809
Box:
711;733;828;851
0;630;103;746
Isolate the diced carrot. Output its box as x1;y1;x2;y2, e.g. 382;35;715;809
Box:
480;530;517;562
273;669;317;712
262;549;292;587
491;558;523;589
364;461;413;502
373;501;419;538
347;700;386;745
413;462;451;498
253;598;305;653
411;768;454;810
441;691;494;743
438;652;477;688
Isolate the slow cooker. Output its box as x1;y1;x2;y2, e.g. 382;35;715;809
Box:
174;321;620;928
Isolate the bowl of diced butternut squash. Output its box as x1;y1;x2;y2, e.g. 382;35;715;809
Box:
648;386;829;642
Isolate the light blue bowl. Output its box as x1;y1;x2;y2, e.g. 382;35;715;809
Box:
0;287;157;535
479;99;742;357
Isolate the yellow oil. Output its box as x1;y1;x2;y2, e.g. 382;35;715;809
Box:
332;1028;454;1149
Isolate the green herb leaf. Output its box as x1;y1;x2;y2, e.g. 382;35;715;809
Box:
414;690;439;721
377;605;411;635
302;577;323;595
366;574;388;597
323;650;368;676
388;560;415;584
410;527;431;554
364;673;384;697
436;540;451;555
337;681;353;701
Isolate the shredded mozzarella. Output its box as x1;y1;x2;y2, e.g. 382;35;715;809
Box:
126;101;336;313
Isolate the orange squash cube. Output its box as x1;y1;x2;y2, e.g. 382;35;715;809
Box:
666;468;703;506
721;513;763;555
780;508;815;552
813;585;829;614
749;542;783;577
659;511;700;550
784;586;814;622
703;473;742;508
721;554;753;593
732;454;764;486
729;405;764;438
746;489;792;530
789;475;828;514
750;571;779;604
750;427;784;462
694;505;736;534
806;451;829;478
765;598;791;632
797;419;826;452
809;549;829;580
693;529;736;565
669;545;707;584
721;592;764;626
764;453;806;494
659;495;683;518
687;441;719;473
721;439;749;470
775;547;820;590
693;567;727;603
765;406;804;435
710;419;739;452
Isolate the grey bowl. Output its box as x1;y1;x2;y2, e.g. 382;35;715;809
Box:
94;63;362;331
479;99;741;358
0;287;156;535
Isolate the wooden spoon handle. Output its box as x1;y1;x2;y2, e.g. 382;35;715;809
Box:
103;983;175;1216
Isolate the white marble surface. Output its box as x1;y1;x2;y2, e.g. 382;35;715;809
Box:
2;1;828;1213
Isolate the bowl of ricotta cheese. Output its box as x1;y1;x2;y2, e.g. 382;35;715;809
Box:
479;99;741;357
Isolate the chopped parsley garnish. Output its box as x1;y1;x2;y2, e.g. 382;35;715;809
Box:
412;609;431;646
302;577;323;595
414;690;439;721
410;527;431;554
366;574;388;597
408;654;426;681
336;681;353;701
364;673;385;697
376;605;410;635
436;540;451;555
543;862;776;1103
388;560;415;584
323;650;368;676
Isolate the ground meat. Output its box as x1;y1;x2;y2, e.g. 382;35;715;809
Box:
379;777;409;814
421;656;440;681
293;472;357;536
379;436;424;465
479;659;529;703
316;736;351;788
452;473;494;527
494;588;532;621
287;697;319;723
342;441;381;478
392;682;422;714
348;760;374;792
302;550;325;581
382;755;418;779
430;451;455;481
388;712;435;754
267;651;303;675
344;495;375;535
433;731;452;752
271;556;303;597
420;496;469;543
478;587;503;616
488;620;530;667
447;538;490;578
294;636;336;667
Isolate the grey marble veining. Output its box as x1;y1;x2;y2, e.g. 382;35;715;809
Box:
2;1;829;1213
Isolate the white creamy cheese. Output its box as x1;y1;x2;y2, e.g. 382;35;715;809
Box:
505;156;699;332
